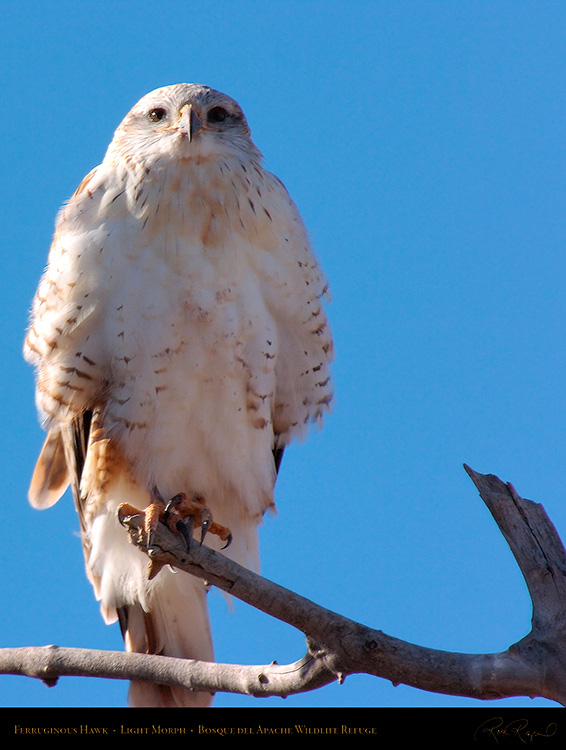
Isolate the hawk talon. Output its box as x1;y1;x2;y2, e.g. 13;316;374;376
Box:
163;492;184;520
200;509;212;545
117;503;144;528
175;518;193;550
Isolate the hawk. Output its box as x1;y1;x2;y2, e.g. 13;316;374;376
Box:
24;84;333;707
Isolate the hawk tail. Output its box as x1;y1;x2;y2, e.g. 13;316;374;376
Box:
118;566;214;707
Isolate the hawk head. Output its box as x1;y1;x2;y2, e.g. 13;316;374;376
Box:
105;83;260;167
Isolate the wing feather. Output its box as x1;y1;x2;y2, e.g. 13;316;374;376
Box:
28;429;70;509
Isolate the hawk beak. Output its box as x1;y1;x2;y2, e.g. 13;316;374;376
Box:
178;104;203;142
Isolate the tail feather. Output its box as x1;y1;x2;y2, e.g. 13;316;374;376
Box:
119;567;214;707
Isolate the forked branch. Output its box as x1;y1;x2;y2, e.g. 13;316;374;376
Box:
3;465;566;704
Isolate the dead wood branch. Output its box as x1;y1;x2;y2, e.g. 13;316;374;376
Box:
3;466;566;705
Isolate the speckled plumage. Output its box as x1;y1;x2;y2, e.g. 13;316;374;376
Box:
24;84;333;707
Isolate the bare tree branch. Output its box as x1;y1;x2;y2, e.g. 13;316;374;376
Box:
3;466;566;705
0;645;333;699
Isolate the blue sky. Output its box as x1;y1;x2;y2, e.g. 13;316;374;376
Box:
1;1;565;709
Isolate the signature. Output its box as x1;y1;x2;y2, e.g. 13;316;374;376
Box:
474;716;558;744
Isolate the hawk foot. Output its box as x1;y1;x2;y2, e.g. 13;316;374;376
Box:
117;491;232;552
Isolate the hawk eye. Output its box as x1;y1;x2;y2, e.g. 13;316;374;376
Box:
208;106;229;124
147;108;167;123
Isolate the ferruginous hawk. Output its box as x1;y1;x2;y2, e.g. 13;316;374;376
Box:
24;84;333;707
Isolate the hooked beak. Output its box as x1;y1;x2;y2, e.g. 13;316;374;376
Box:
178;104;203;142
